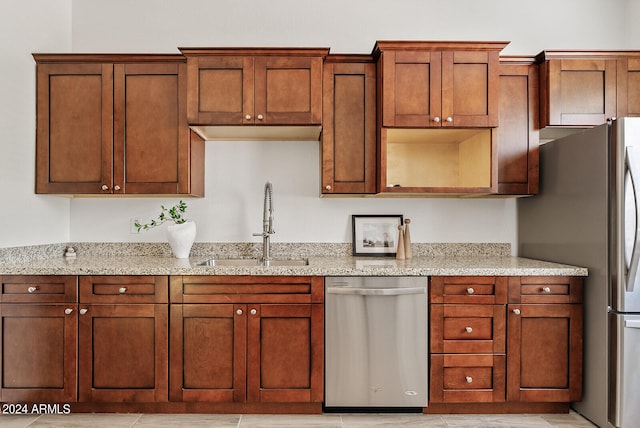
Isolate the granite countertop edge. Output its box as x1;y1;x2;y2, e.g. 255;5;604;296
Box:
0;255;588;277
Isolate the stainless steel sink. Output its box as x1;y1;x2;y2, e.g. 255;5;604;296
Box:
198;258;309;267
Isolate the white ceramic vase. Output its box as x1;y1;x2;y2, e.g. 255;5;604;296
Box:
167;221;196;259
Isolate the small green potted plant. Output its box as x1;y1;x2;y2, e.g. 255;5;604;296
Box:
135;201;196;259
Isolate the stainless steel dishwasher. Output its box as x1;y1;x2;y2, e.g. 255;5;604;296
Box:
324;276;428;409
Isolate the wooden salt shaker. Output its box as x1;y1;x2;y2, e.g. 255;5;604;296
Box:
396;225;405;260
404;218;412;259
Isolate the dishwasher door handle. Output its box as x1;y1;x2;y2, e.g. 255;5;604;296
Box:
326;287;426;296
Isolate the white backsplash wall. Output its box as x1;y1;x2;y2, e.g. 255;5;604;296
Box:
69;141;517;249
0;0;72;248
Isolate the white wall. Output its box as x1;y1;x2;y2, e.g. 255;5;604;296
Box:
1;0;635;249
0;0;71;247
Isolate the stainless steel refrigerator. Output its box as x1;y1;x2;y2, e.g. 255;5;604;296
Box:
518;117;640;428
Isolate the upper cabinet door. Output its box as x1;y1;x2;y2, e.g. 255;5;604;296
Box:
442;50;501;127
114;62;192;195
34;55;203;197
539;55;617;127
36;62;114;194
380;50;442;127
618;55;640;118
376;41;506;128
322;58;377;194
182;49;327;126
186;56;254;125
496;59;539;196
254;56;323;125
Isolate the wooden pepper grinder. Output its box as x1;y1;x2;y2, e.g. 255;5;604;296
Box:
404;218;412;259
396;224;405;260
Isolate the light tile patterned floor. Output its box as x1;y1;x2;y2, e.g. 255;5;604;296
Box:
0;411;597;427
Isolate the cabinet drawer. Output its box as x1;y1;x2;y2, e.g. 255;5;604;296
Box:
170;276;323;304
431;305;505;354
430;354;505;403
0;275;77;303
80;276;168;303
431;276;507;305
508;276;583;304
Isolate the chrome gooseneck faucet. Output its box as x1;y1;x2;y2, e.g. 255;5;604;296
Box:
253;181;275;264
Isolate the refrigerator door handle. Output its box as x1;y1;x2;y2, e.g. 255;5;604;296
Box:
625;146;640;292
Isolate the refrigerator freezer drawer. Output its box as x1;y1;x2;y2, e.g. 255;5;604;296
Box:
610;313;640;428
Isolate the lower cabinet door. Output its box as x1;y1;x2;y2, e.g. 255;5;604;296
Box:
169;304;247;402
507;303;583;402
430;354;505;403
78;304;168;402
0;304;78;403
247;304;324;403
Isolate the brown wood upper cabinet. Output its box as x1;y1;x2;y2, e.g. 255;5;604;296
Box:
374;41;507;128
537;51;640;128
496;57;539;196
321;55;377;194
181;48;327;126
34;54;204;196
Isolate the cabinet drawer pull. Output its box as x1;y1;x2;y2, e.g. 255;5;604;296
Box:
250;308;257;315
466;287;475;295
118;287;127;294
79;308;88;315
512;308;521;315
542;287;551;293
465;327;473;333
27;286;38;293
64;308;73;315
466;376;473;383
236;309;243;316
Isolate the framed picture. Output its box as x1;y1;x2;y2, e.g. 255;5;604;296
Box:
352;214;404;257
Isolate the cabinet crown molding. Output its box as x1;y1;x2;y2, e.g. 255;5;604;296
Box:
178;47;330;57
372;40;510;57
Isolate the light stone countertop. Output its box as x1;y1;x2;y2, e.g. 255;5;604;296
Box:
0;242;588;277
0;254;587;277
